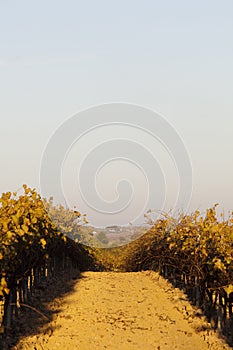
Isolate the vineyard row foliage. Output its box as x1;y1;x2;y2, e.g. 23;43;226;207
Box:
92;206;233;339
0;185;95;298
1;185;233;333
1;185;233;298
95;205;233;296
126;206;232;282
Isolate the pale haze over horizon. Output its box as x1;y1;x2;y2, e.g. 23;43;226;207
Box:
0;1;233;227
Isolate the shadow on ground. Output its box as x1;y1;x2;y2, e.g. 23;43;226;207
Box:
165;275;233;348
6;268;88;349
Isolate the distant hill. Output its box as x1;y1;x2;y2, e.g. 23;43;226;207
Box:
69;224;149;247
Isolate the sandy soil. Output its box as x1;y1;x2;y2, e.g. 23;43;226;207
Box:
13;271;230;350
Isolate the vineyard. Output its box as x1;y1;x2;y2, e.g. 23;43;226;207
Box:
0;185;96;348
92;206;233;343
0;185;233;347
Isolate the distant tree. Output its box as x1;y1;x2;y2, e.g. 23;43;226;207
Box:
43;197;95;244
96;231;109;245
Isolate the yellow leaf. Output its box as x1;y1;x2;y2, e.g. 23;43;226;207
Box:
40;238;47;248
7;231;14;239
1;277;7;289
12;215;19;225
31;217;37;224
201;248;207;256
18;229;25;236
214;259;226;271
2;221;8;231
224;284;233;295
21;224;29;233
4;287;10;294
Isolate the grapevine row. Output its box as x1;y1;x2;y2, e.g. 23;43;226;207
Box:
119;206;233;338
0;185;94;341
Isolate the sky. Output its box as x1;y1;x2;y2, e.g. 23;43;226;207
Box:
0;0;233;227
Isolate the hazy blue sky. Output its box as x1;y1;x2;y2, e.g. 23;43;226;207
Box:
0;1;233;226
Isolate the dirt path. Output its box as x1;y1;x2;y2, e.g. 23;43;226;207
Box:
14;271;230;350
